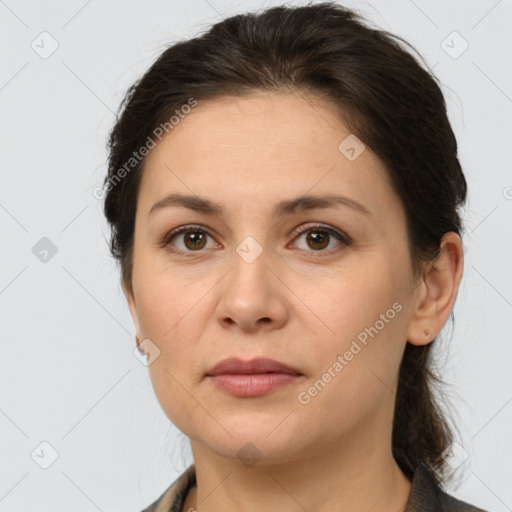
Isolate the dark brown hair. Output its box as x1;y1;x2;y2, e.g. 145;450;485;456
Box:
102;1;467;486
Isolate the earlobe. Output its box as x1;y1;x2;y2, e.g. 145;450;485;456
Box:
406;232;464;346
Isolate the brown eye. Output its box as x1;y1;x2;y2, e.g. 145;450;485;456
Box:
181;231;207;250
160;225;217;254
291;224;351;253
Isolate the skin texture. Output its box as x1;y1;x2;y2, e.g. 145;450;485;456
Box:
124;91;464;512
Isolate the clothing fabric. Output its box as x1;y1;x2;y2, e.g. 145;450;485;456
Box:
140;462;487;512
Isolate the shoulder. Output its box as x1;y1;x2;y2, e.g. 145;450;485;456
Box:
139;464;196;512
406;462;488;512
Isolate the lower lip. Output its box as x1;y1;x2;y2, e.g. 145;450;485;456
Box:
207;373;302;397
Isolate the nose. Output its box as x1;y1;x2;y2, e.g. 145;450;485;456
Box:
215;240;289;333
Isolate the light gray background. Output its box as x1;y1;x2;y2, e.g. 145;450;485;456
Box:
0;1;510;510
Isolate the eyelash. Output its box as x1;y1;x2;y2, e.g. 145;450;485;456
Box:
158;223;352;257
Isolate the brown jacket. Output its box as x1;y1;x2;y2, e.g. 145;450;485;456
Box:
141;462;488;511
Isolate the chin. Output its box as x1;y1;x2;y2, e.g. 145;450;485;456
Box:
187;414;312;464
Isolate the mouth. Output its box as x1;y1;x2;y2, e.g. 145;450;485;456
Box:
206;357;303;398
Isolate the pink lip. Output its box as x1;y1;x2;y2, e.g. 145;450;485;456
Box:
207;357;302;376
206;357;303;398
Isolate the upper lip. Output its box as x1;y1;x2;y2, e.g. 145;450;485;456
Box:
206;357;302;376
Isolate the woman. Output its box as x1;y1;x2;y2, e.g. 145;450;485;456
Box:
102;3;487;511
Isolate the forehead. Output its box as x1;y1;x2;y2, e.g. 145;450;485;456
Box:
138;92;397;221
153;92;349;151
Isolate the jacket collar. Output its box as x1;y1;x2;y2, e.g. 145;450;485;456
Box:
404;462;444;511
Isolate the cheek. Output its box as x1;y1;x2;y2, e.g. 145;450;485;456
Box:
140;287;207;433
134;268;204;340
295;301;406;440
320;272;400;342
309;276;406;393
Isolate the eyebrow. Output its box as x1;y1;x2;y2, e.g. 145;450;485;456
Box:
148;192;371;218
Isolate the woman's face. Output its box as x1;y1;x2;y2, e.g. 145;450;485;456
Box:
126;92;424;464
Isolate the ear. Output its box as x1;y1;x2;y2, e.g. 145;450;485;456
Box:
406;232;464;346
122;279;143;343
